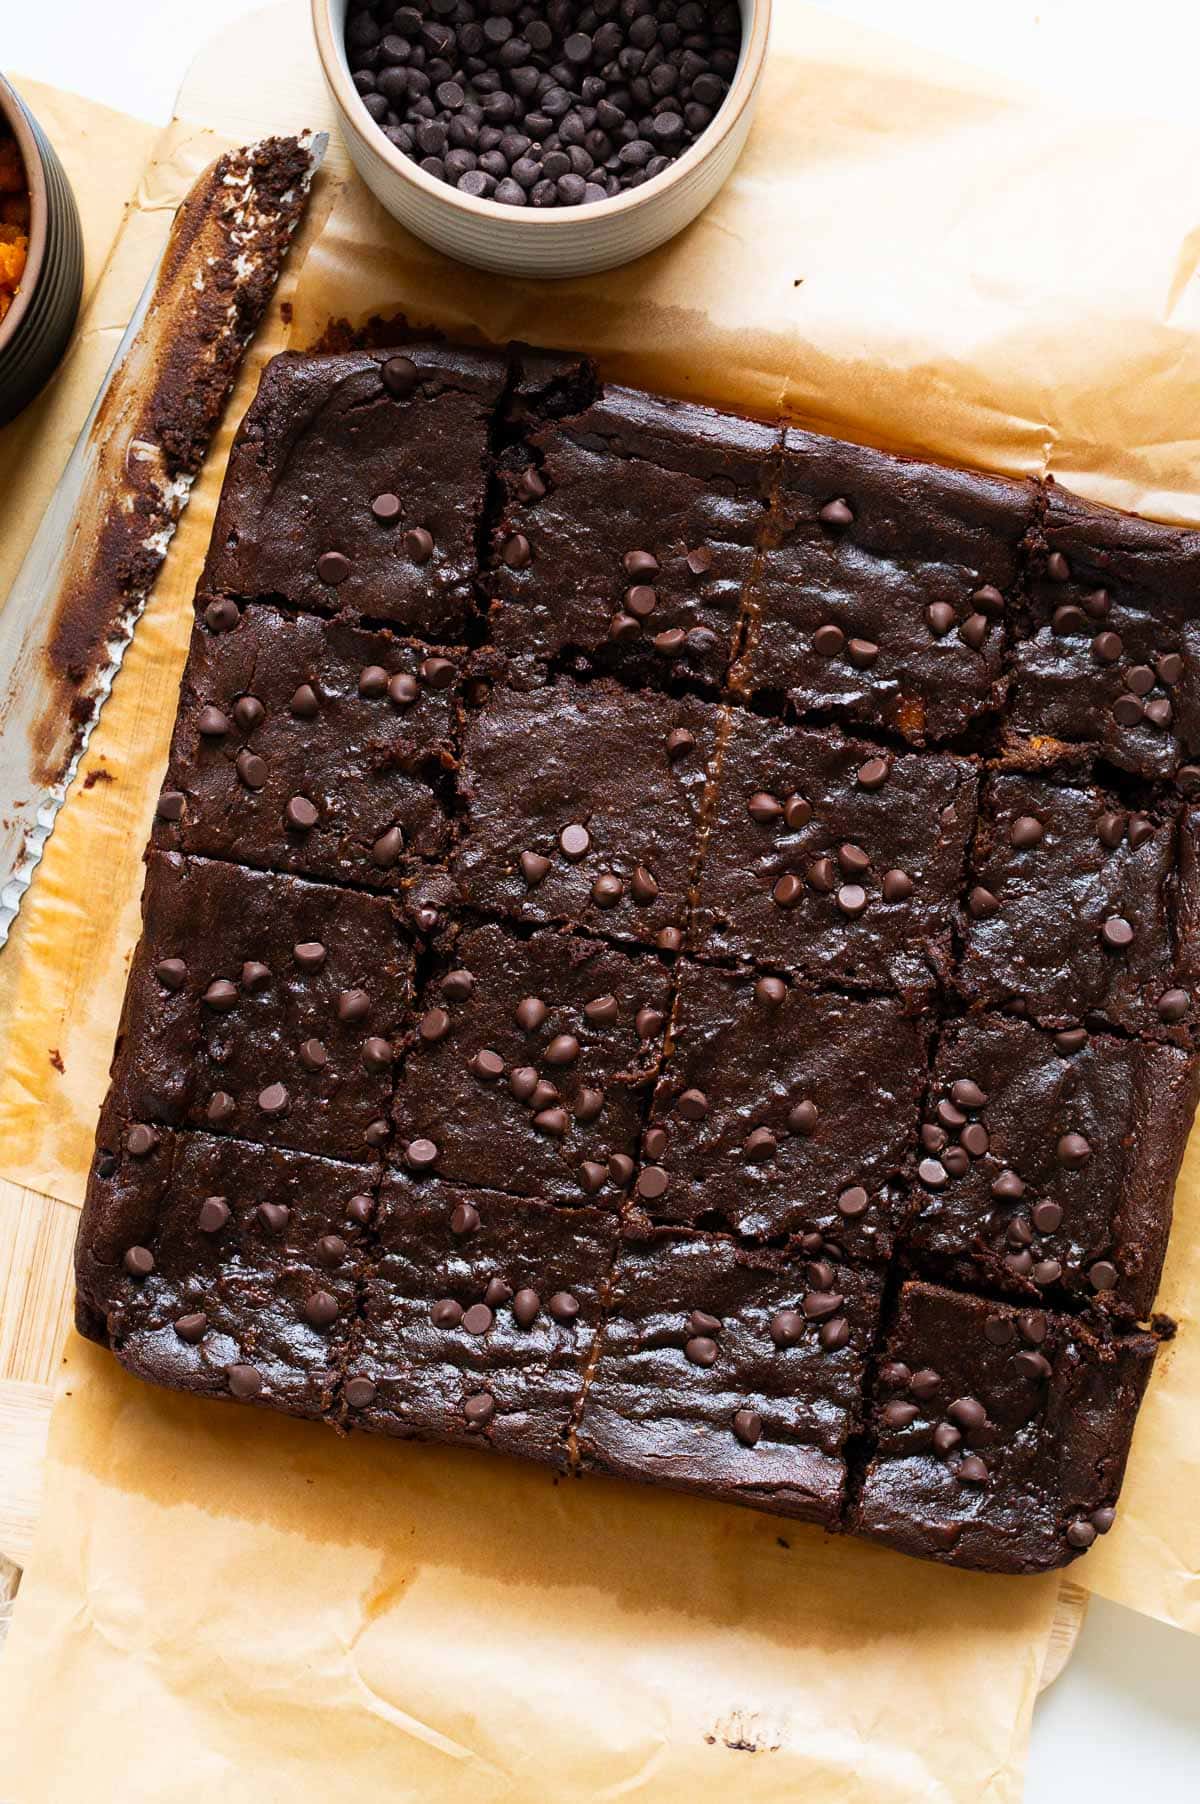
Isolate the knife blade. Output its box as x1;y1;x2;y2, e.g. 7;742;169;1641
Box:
0;130;326;948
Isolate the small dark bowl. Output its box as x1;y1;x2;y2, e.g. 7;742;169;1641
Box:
0;73;83;428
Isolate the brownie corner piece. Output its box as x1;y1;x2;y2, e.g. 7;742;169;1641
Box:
76;1123;375;1418
957;772;1197;1041
578;1227;883;1525
633;960;925;1260
694;709;978;998
342;1174;618;1467
154;600;462;886
392;919;670;1205
453;676;720;948
200;343;509;639
108;850;415;1164
1008;484;1200;780
487;383;776;688
906;1012;1200;1316
734;428;1035;741
852;1281;1156;1573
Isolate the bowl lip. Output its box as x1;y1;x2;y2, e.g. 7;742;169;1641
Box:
0;72;49;355
312;0;772;233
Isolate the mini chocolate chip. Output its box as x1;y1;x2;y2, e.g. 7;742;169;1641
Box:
788;1099;818;1135
732;1408;762;1447
666;727;695;760
197;1196;230;1234
126;1124;159;1158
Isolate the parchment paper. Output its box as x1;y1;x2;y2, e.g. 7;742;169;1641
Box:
3;3;1200;1793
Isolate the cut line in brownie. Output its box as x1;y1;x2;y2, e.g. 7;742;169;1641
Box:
693;709;978;1001
852;1281;1156;1573
76;1123;376;1418
154;601;462;888
453;677;721;951
732;426;1036;742
630;960;927;1260
200;345;509;640
391;921;671;1204
486;384;777;689
577;1225;884;1526
1007;486;1200;781
957;773;1200;1042
905;1013;1200;1317
106;851;416;1164
341;1174;619;1468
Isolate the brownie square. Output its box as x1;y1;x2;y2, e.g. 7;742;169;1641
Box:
578;1227;883;1525
853;1282;1156;1573
487;385;776;688
392;922;670;1204
153;602;461;887
733;427;1035;741
453;677;720;950
693;711;978;999
957;774;1199;1040
343;1175;619;1467
1008;487;1200;780
906;1014;1199;1316
633;961;926;1259
201;346;508;639
76;1123;374;1416
106;852;415;1163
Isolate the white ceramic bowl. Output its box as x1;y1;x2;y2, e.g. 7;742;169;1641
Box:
312;0;771;278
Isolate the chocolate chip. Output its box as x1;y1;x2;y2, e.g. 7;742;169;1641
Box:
910;1369;941;1400
344;1376;376;1409
196;1195;230;1234
819;497;853;527
755;975;787;1005
678;1088;708;1121
836;883;868;918
883;1400;919;1429
1103;915;1134;949
450;1202;479;1236
591;873;623;907
1066;1519;1097;1549
372;825;404;868
983;1315;1016;1346
286;795;319;831
463;1393;495;1429
203;598;239;632
812;623;845;657
122;1245;154;1277
534;1106;569;1136
857;757;889;791
1057;1132;1091;1167
1088;1260;1118;1292
732;1408;762;1446
743;1126;777;1161
404;527;434;564
371;491;402;522
788;1099;818;1135
317;551;351;585
770;1309;804;1348
836;1186;868;1218
207;1092;235;1124
932;1423;962;1456
406;1137;439;1170
126;1124;159;1158
636;1165;669;1200
926;602;957;637
293;940;326;971
174;1312;208;1344
1158;988;1190;1022
773;874;803;908
1054;1027;1088;1054
520;850;551;885
1010;814;1044;848
967;886;999;918
155;957;187;990
882;869;913;903
948;1396;986;1430
636;1006;665;1039
156;789;185;822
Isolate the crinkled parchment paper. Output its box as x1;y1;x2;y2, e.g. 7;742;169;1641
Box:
2;3;1200;1794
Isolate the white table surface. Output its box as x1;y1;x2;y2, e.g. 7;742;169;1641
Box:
5;3;1200;1798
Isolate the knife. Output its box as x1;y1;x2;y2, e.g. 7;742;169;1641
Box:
0;130;326;947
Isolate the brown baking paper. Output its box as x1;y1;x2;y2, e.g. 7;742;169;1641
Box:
2;5;1200;1788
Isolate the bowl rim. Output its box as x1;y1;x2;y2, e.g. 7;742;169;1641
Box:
0;72;48;355
312;0;772;231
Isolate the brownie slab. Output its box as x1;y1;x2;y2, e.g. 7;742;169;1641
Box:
107;852;415;1163
578;1227;883;1525
733;426;1035;741
453;677;720;950
907;1014;1199;1315
487;385;776;688
201;346;508;640
392;922;670;1204
693;711;978;999
154;602;460;887
344;1175;618;1467
633;961;926;1258
1008;487;1200;781
957;774;1199;1040
76;1124;374;1417
853;1281;1156;1573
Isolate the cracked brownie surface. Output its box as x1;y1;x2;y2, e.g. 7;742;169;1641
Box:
76;339;1200;1575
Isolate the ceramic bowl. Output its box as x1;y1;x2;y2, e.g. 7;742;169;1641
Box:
0;73;83;428
312;0;770;278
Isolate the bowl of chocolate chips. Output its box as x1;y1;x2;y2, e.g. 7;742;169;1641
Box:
314;0;770;276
